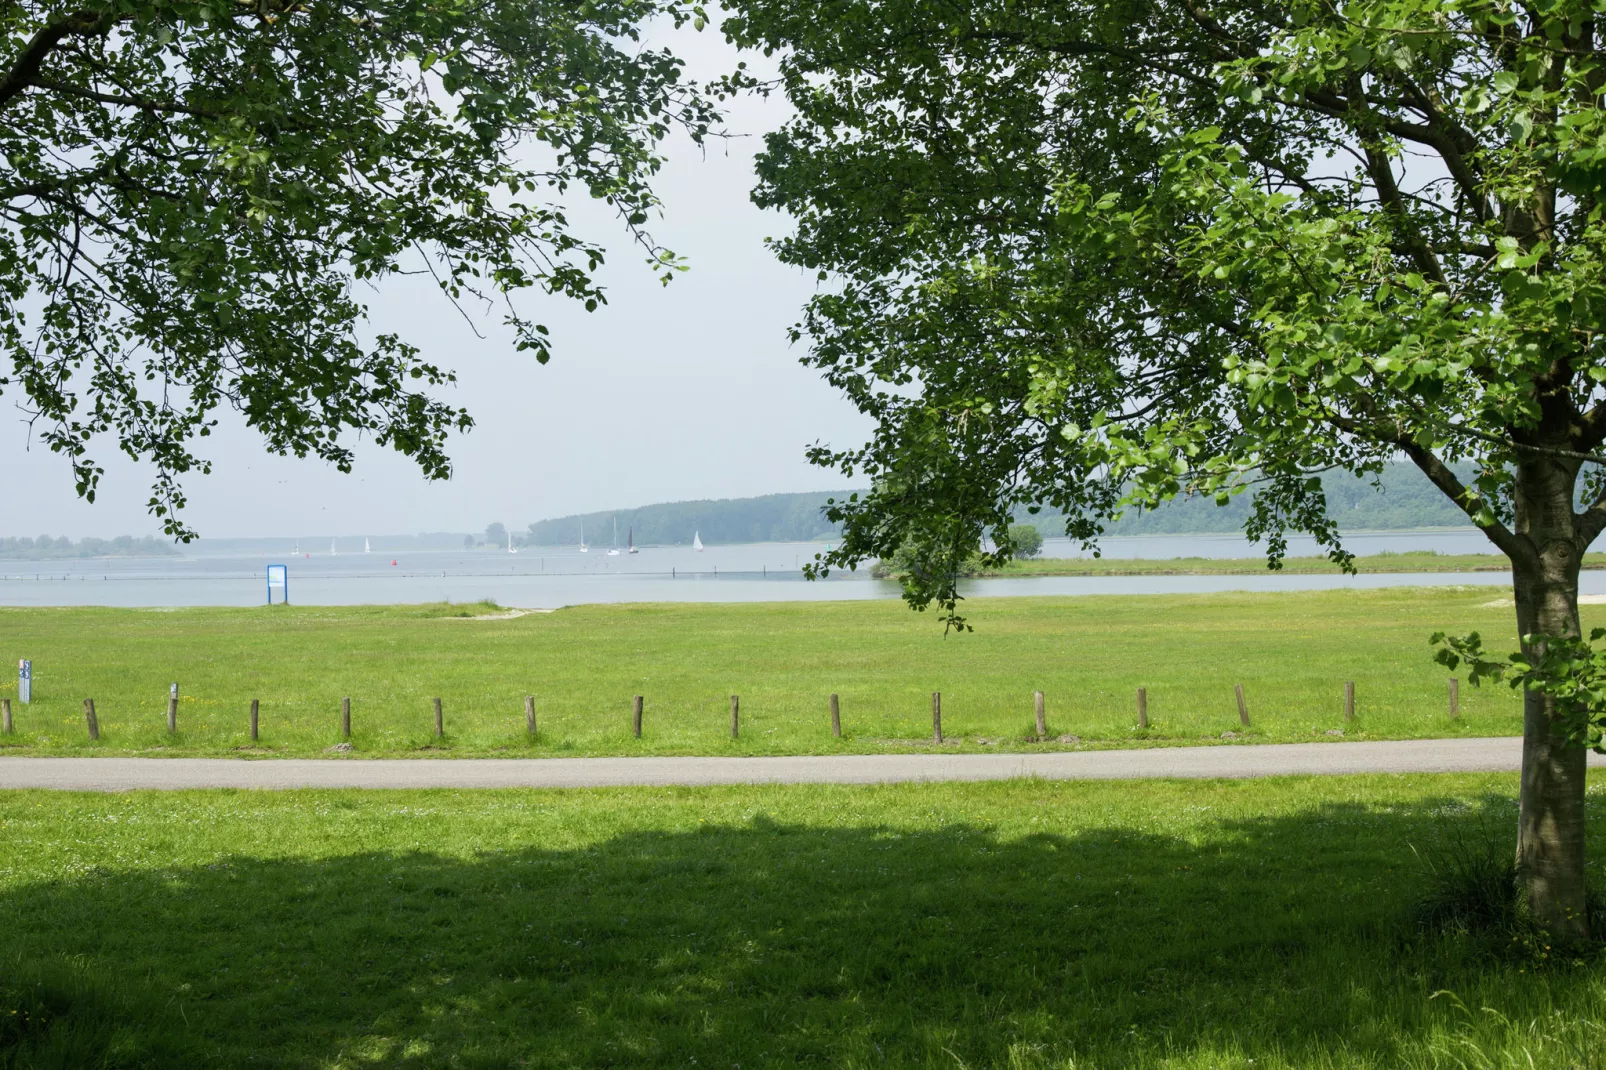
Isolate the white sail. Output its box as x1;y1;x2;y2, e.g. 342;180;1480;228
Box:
364;537;371;554
507;531;517;555
579;520;588;553
330;539;337;556
693;531;704;552
608;518;620;556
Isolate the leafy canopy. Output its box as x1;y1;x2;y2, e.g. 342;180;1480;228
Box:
725;0;1606;621
1;0;715;536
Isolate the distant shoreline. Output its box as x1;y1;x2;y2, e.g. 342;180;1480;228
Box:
989;551;1578;578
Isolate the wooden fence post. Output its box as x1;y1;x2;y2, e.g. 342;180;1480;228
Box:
1344;681;1355;725
1137;687;1149;729
932;691;943;743
250;699;259;742
633;695;643;738
1;698;11;735
1034;690;1047;738
341;697;351;739
84;698;99;741
167;682;178;733
830;693;841;738
525;695;536;737
730;694;740;739
1449;677;1460;719
1235;684;1250;727
433;697;444;739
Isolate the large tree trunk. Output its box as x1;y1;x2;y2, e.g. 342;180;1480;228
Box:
1511;453;1591;940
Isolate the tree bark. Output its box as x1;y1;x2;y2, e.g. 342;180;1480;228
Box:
1511;452;1591;940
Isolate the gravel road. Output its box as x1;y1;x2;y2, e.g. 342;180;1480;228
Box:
0;737;1583;791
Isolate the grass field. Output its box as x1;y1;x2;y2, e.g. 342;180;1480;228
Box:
995;550;1606;576
0;588;1575;757
1;775;1603;1067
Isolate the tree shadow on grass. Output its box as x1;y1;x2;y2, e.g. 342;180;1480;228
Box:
1;791;1601;1068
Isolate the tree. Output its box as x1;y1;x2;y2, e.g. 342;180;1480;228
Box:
1;0;716;537
485;522;507;546
726;0;1606;937
463;534;476;550
1007;523;1043;560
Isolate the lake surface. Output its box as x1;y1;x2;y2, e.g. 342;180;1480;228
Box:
0;530;1573;608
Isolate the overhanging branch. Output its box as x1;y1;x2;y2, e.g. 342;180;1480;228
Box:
0;11;115;111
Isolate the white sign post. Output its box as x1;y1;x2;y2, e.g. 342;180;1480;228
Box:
18;659;30;704
266;564;289;605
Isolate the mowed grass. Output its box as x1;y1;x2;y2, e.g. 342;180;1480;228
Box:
0;588;1570;757
2;776;1604;1067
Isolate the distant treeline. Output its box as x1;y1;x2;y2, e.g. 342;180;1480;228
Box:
523;491;859;548
1027;463;1475;537
0;535;179;560
191;533;475;554
521;465;1478;548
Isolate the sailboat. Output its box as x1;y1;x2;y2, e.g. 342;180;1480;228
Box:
607;518;620;556
579;520;588;553
364;537;371;554
692;531;704;552
293;540;299;555
507;531;517;555
627;527;639;554
330;539;337;556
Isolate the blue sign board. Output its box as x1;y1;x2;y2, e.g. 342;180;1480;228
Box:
266;565;289;605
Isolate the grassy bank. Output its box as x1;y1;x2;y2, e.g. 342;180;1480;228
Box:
993;549;1606;576
1;776;1603;1067
0;588;1568;757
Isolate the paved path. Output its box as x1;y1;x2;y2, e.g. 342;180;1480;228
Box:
0;738;1589;792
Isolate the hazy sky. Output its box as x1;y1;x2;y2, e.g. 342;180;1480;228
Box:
4;23;870;540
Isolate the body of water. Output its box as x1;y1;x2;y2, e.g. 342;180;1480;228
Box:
0;530;1556;608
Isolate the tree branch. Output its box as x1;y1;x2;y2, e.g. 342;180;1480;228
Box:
1397;439;1532;564
1321;408;1531;563
0;11;114;111
32;77;220;118
1361;140;1447;283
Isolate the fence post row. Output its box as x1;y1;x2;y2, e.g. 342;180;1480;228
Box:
26;676;1465;746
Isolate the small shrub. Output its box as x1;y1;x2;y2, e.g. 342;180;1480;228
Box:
1006;523;1044;559
1412;824;1606;959
1412;827;1520;937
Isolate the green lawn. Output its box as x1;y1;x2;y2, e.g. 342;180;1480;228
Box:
1;775;1602;1067
0;588;1571;757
